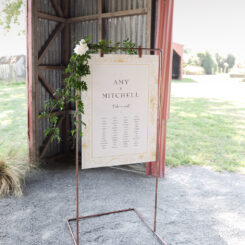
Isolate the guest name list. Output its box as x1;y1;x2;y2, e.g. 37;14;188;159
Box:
92;64;148;157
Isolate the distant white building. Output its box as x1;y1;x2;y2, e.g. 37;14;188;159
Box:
0;55;26;81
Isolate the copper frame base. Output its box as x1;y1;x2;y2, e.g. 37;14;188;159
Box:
67;208;167;245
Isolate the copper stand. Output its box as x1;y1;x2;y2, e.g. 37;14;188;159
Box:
67;47;166;244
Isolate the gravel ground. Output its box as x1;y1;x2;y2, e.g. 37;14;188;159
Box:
0;164;245;245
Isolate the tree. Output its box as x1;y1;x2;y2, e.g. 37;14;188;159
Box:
215;53;225;73
226;54;236;70
215;53;236;73
197;52;215;75
0;0;24;34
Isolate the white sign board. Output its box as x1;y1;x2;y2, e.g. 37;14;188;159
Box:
82;54;159;169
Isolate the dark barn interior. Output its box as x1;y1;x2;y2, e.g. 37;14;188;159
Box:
172;49;181;79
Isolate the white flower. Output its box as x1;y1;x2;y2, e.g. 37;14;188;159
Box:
74;39;89;56
79;39;86;45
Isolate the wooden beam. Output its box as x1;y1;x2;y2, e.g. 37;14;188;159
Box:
38;12;66;22
39;65;66;70
67;8;148;23
68;14;99;23
40;115;65;158
67;14;99;23
102;8;148;18
50;0;64;17
27;0;39;163
37;8;148;24
146;0;175;178
33;0;40;163
98;0;103;40
38;22;65;63
38;72;58;100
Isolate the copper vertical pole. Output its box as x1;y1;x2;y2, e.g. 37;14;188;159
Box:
75;91;79;244
154;175;159;232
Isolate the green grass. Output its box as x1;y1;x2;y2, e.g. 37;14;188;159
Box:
1;82;245;172
172;77;197;83
0;82;28;160
166;97;245;172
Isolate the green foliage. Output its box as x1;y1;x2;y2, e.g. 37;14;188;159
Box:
0;0;24;34
215;53;225;73
184;48;191;55
215;53;236;73
89;39;121;54
39;38;137;142
226;54;236;69
122;38;137;54
197;52;215;75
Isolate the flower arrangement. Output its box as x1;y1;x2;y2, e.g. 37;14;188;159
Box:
40;38;137;142
74;39;89;56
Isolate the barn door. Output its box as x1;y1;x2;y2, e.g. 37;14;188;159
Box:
27;0;154;163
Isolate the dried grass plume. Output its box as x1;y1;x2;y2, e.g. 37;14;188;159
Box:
0;159;29;197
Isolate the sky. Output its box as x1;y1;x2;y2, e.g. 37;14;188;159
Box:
0;1;26;56
0;0;245;62
0;28;26;56
173;0;245;62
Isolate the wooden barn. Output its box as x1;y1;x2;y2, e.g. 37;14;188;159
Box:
26;0;174;177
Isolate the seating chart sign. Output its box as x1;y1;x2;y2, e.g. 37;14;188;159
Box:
82;54;159;169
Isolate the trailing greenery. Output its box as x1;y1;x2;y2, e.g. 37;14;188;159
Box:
0;0;25;34
39;38;137;142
